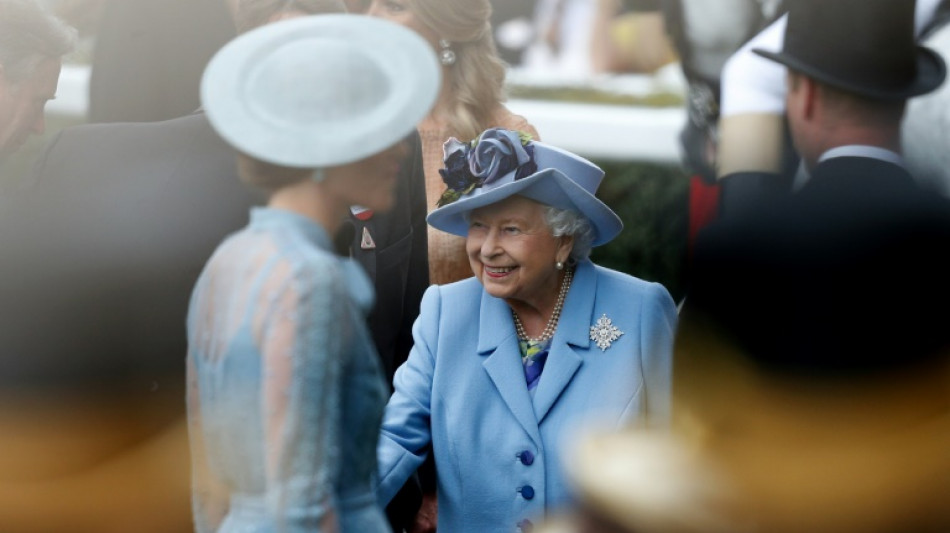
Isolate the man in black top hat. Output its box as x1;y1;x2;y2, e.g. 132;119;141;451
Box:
547;5;950;531
692;0;950;374
714;0;950;218
754;0;945;176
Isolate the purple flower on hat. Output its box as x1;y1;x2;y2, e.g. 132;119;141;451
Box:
468;128;532;185
439;138;474;190
436;129;536;207
513;143;537;181
437;137;478;207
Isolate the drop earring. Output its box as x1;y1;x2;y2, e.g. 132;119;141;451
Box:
439;39;456;66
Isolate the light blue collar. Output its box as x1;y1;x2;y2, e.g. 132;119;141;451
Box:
817;145;905;166
795;145;905;190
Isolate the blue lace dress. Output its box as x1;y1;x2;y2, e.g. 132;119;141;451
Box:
186;207;390;533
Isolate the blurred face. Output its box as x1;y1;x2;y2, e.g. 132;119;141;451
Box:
366;0;440;48
322;139;408;213
466;196;573;307
0;58;61;158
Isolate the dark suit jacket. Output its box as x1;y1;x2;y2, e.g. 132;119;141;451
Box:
690;155;950;376
88;0;235;123
0;113;256;390
2;111;428;389
350;133;430;386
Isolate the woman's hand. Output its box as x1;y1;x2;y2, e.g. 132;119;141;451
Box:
409;491;438;533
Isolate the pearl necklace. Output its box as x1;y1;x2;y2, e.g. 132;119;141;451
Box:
512;268;574;342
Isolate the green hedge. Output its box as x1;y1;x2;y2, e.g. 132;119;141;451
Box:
589;160;689;303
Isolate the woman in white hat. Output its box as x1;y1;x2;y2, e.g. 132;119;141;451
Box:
376;128;678;532
186;14;438;532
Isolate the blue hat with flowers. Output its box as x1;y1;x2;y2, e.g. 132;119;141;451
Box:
426;128;623;246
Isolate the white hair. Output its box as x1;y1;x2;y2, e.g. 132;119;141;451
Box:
543;205;594;264
0;0;75;82
461;197;596;263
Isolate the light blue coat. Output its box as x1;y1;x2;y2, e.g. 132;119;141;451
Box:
377;260;677;532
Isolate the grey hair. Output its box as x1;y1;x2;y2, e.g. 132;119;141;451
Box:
461;199;595;262
0;0;76;83
543;205;594;264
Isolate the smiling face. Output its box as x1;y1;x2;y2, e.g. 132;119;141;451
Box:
0;57;61;158
466;195;574;310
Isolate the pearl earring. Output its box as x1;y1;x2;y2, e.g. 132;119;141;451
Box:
556;261;564;270
439;39;456;66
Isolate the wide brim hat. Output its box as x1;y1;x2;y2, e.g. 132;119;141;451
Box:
201;14;439;168
426;132;623;246
753;1;946;100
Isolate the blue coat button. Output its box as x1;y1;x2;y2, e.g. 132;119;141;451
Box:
519;485;535;500
518;450;535;465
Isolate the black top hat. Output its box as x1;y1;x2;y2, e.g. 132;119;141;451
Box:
753;0;946;100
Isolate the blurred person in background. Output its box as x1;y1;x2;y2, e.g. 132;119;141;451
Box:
536;2;950;531
376;128;677;533
0;1;431;531
86;0;235;123
188;14;438;531
549;188;950;532
522;0;597;79
588;0;677;76
584;0;784;256
715;0;946;214
0;0;75;159
900;5;950;197
368;0;540;287
490;0;536;67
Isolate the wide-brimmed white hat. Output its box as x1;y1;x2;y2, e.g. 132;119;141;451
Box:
200;14;439;168
426;128;623;246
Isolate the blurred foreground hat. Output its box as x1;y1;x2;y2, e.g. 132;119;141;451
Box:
563;351;950;533
201;14;439;167
426;128;623;246
753;0;945;100
550;182;950;533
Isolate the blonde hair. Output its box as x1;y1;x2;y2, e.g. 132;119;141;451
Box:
408;0;507;140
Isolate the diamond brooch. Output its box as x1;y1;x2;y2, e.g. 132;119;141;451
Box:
590;314;623;351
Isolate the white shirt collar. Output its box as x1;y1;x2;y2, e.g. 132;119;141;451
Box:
795;145;905;190
817;145;905;167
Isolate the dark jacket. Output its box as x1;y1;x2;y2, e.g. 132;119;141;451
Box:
2;110;427;389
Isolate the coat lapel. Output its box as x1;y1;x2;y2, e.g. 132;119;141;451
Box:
532;261;597;424
478;290;543;446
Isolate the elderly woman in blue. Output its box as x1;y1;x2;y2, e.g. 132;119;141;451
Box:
377;128;678;532
186;15;438;533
